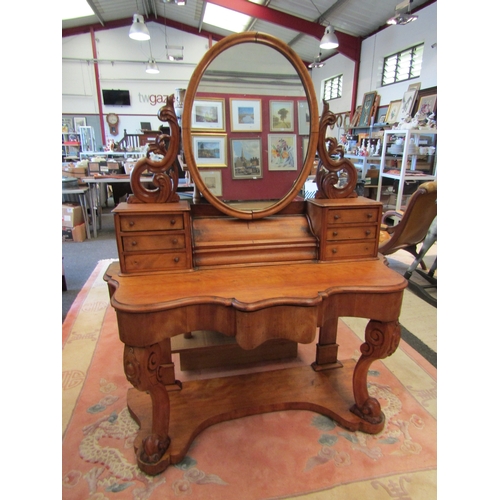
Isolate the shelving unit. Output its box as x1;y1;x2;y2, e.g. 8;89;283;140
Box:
62;132;81;160
376;129;437;211
345;154;382;179
79;151;146;160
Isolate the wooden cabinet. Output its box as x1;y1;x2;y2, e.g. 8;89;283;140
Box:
113;201;193;274
307;197;381;262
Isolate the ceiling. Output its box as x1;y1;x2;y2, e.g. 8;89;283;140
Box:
62;0;435;64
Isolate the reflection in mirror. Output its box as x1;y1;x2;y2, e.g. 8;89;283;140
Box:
183;33;318;218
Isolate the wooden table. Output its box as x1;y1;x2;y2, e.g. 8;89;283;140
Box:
104;257;406;475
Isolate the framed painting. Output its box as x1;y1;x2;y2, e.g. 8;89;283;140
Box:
230;99;262;132
270;100;294;132
74;117;86;131
297;100;310;135
230;138;262;179
268;134;297;171
199;170;222;196
358;91;377;127
350;106;362;127
386;100;402;124
416;94;437;115
191;98;225;131
192;134;227;167
62;118;73;133
396;88;418;122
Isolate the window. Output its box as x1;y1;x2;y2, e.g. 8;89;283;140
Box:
382;43;424;86
323;74;342;100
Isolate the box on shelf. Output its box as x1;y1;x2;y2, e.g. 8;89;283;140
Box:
62;203;84;228
62;223;86;242
106;161;124;174
62;165;87;179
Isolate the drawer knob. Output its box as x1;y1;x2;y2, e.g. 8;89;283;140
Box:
334;214;340;220
174;257;180;263
333;231;338;236
172;238;178;244
170;219;176;225
129;221;135;226
131;240;137;246
367;213;373;218
365;230;371;236
331;248;337;254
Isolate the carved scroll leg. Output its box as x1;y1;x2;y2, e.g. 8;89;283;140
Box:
350;320;401;424
124;344;171;465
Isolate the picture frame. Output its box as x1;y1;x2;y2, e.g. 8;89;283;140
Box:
270;100;294;132
62;118;73;133
386;100;402;124
199;170;222;196
350;106;362;127
230;138;262;179
230;99;262;132
191;98;225;131
416;94;437;115
396;88;418;122
74;117;86;131
297;100;310;135
268;134;297;171
358;91;377;127
192;134;227;167
408;82;421;92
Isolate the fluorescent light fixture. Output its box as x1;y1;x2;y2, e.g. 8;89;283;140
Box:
308;55;324;69
62;0;94;20
129;13;150;41
386;13;418;25
320;25;339;50
146;59;160;74
202;3;252;33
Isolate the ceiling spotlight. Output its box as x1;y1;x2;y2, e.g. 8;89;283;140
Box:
319;25;339;50
162;0;186;4
387;0;418;25
146;59;160;74
129;13;150;41
308;55;324;69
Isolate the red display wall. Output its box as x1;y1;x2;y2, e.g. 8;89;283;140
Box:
195;92;308;201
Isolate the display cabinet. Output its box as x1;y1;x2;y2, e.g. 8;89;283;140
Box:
376;129;437;210
62;132;81;159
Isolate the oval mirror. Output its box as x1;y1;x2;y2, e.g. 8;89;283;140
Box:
182;32;319;220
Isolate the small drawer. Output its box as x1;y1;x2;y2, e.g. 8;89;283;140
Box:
120;214;184;232
124;252;188;272
326;225;377;241
122;234;186;252
324;241;377;260
327;208;379;225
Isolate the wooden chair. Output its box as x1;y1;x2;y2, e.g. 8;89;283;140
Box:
378;180;437;269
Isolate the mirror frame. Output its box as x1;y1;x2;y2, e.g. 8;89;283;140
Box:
182;32;319;220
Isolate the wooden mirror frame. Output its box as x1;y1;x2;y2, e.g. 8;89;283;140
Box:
182;32;319;220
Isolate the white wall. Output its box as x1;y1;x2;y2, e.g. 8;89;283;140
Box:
311;2;437;113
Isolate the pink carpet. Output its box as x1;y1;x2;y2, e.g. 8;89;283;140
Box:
62;259;437;499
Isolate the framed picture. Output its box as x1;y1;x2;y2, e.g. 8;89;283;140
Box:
408;82;421;91
270;100;294;132
416;94;437;115
192;134;227;167
191;98;225;131
386;100;402;124
350;106;362;127
297;101;310;135
396;89;418;122
199;170;222;196
230;138;262;179
268;134;297;171
62;118;73;133
230;99;262;132
74;117;86;131
358;91;377;127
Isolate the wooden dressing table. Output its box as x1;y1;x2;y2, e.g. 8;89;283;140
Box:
104;32;406;476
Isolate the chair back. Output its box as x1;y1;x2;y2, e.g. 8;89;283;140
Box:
379;181;437;254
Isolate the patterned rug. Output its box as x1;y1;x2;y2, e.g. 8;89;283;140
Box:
62;259;437;500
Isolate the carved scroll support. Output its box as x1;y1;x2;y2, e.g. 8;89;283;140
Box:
350;320;401;424
123;343;171;465
315;100;358;199
128;94;181;204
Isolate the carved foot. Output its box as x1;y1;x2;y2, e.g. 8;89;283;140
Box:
140;433;171;464
350;397;383;425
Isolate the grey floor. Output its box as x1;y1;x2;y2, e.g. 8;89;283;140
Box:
62;201;118;322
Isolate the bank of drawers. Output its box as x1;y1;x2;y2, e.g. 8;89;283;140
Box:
113;202;192;274
307;198;382;262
